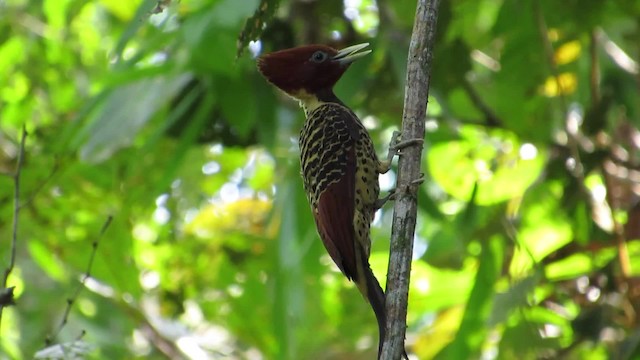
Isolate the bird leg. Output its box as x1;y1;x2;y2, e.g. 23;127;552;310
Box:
374;191;396;210
376;131;425;209
374;174;425;210
395;138;425;155
377;131;424;174
378;131;402;174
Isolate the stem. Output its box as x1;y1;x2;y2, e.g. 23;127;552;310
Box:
46;216;113;345
381;0;440;358
0;125;28;327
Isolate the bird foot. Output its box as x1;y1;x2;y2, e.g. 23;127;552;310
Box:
393;137;424;151
380;132;424;173
374;190;396;210
374;174;424;210
373;173;424;210
387;131;424;159
396;138;425;156
410;173;425;186
381;131;402;171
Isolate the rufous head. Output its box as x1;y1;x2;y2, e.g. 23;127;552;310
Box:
257;43;371;98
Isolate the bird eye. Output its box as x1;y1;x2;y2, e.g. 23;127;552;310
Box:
310;51;328;63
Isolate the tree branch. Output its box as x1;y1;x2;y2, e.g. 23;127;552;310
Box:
45;215;113;346
461;79;503;128
20;158;59;209
382;0;440;358
0;125;28;326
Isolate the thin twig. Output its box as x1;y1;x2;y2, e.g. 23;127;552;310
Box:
589;30;600;105
603;165;631;278
114;295;185;360
45;215;113;345
0;125;28;326
535;2;631;278
381;0;440;358
461;79;503;128
592;29;630;278
34;330;92;359
20;158;60;209
533;0;588;192
532;0;568;112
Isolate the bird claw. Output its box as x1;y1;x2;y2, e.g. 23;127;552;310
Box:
380;132;424;174
391;137;424;151
410;173;425;185
386;131;423;159
384;131;402;163
388;131;402;148
374;190;396;210
374;174;423;210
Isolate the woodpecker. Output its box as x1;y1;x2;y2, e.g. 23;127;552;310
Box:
258;43;408;358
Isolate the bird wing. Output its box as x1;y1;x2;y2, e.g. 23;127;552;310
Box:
302;103;359;280
313;146;357;280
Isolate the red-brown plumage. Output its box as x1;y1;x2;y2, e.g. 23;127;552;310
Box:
313;146;358;280
258;43;407;359
257;45;337;95
257;44;370;98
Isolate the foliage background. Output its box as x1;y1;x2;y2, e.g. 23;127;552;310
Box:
1;0;640;359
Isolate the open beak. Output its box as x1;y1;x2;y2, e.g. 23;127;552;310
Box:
332;43;371;65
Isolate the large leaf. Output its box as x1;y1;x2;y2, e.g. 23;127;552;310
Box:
75;74;191;163
428;125;545;205
436;235;504;359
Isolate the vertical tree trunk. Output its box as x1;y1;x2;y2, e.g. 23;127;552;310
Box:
381;0;441;358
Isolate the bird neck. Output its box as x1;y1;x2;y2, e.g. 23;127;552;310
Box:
293;88;343;116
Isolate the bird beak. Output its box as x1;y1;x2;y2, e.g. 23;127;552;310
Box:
332;43;371;65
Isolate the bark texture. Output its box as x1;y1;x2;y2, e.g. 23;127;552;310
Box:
381;0;441;358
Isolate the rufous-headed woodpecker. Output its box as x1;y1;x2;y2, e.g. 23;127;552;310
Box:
258;43;408;359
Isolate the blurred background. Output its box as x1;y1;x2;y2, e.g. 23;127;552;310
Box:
1;0;640;359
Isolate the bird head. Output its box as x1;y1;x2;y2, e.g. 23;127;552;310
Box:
257;43;371;100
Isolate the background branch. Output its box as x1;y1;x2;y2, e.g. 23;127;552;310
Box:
461;79;503;128
0;125;28;326
45;215;113;346
381;0;440;358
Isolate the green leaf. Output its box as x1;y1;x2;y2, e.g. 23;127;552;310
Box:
237;0;280;57
271;170;307;359
510;182;573;273
489;272;540;326
28;241;68;281
111;0;158;61
76;74;191;163
437;235;504;359
428;125;545;205
217;77;257;138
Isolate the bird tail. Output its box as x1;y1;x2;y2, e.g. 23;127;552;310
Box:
362;262;387;358
360;259;409;360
